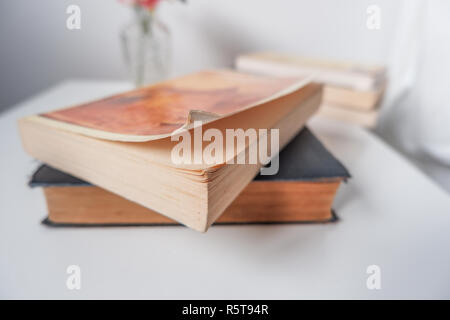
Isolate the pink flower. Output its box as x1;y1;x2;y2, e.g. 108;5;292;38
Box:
119;0;161;10
136;0;161;10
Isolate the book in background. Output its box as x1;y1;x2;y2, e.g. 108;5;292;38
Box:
29;128;350;226
236;52;387;128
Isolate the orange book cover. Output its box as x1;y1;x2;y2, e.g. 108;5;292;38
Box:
36;70;309;142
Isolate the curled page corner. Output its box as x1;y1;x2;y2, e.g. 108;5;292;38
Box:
171;110;222;136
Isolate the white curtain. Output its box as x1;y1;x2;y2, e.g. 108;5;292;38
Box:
377;0;450;192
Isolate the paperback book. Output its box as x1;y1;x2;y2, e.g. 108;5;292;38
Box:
19;70;323;231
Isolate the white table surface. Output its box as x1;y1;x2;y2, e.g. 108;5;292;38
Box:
1;80;450;299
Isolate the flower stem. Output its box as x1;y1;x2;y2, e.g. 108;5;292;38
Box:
134;6;153;87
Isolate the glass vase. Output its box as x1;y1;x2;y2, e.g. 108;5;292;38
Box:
121;8;171;87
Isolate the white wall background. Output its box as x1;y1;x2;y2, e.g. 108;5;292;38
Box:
0;0;400;110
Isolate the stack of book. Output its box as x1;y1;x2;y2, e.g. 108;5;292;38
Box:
236;53;387;128
18;70;349;232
